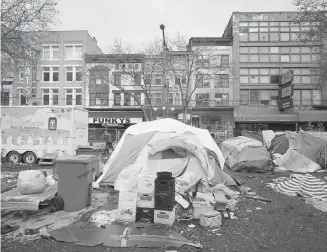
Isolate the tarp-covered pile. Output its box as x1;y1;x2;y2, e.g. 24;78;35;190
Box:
221;136;273;173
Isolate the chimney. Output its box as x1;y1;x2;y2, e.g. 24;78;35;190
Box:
93;37;97;44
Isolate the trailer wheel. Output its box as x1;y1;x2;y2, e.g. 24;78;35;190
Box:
23;152;37;164
7;151;22;164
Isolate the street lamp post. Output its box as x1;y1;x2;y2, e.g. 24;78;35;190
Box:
160;24;169;117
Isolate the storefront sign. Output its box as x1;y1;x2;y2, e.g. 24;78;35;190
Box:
278;83;294;99
89;117;142;124
279;70;293;86
278;97;293;111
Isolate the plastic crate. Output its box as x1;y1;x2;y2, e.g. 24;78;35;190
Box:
137;193;154;208
118;191;137;208
154;192;175;211
157;172;172;180
136;207;154;223
154;207;176;226
155;178;175;194
137;175;156;193
117;206;136;223
192;201;215;219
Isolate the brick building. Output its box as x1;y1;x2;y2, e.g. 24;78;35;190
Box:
1;30;102;107
223;12;327;133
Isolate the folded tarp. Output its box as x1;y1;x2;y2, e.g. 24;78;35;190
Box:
221;136;273;173
274;148;321;173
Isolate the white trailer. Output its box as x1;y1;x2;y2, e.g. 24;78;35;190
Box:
1;106;88;164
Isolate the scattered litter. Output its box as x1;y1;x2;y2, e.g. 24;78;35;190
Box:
246;209;252;213
89;209;121;227
212;184;240;199
226;199;239;211
247;191;256;196
239;186;252;194
256;207;262;210
188;224;195;228
229;212;238;220
246;195;271;203
212;228;220;232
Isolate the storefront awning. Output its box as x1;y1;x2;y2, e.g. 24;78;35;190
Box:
298;111;327;122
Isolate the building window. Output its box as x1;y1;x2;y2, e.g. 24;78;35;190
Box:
42;67;59;82
134;93;141;105
214;74;229;87
124;93;131;106
221;55;229;68
89;93;108;106
65;88;82;106
240;90;249;105
18;89;26;105
42;88;58;106
175;76;186;85
240;68;283;85
195;93;209;107
114;74;121;86
240;89;278;106
114;93;121;106
42;46;60;60
1;90;10;106
215;93;229;106
152;93;162;106
154;77;162;85
65;66;82;82
196;74;210;87
65;45;83;59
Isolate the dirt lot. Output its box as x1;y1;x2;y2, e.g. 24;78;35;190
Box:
1;172;327;252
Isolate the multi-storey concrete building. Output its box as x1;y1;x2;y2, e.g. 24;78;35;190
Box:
223;12;327;133
1;30;102;107
187;37;234;140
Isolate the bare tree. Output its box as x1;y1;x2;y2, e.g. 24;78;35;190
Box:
1;0;59;76
165;36;233;123
293;0;327;104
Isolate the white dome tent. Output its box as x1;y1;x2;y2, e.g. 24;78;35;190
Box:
93;118;236;188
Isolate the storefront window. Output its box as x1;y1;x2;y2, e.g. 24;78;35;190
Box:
114;93;121;106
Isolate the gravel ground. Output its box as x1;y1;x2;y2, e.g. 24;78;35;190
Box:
1;172;327;252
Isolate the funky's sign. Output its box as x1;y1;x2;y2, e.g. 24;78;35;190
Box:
89;117;142;124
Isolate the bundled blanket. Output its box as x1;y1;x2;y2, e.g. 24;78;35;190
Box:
269;174;327;201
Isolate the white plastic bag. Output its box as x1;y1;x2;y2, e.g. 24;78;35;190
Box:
46;175;56;186
17;170;46;195
199;211;222;228
114;163;144;192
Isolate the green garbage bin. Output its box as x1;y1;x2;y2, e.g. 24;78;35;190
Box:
75;146;103;178
56;155;98;212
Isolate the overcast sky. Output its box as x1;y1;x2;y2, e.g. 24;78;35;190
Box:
56;0;298;51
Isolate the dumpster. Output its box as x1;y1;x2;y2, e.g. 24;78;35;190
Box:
75;146;104;178
56;155;98;212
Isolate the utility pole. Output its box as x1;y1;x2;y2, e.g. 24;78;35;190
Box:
160;24;169;118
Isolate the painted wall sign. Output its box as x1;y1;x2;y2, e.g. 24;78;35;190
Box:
279;70;294;86
48;117;57;130
89;117;142;124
